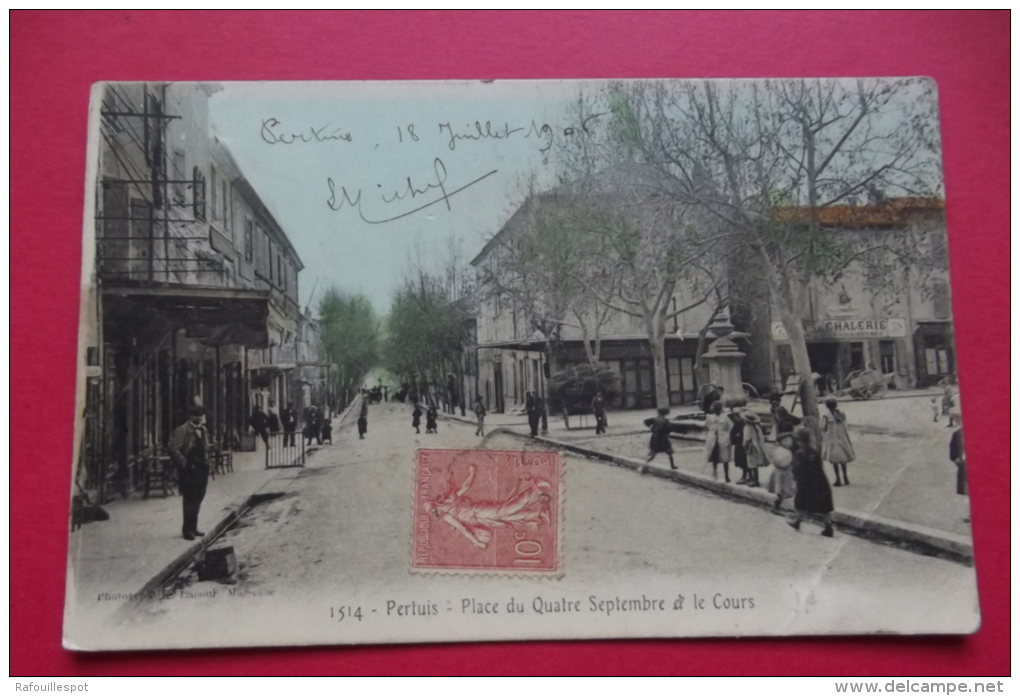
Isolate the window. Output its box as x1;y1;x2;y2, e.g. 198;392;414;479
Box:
931;232;949;270
221;180;229;229
680;357;695;401
925;348;952;376
278;255;284;289
879;340;896;374
244;219;254;262
667;358;682;393
193;166;206;220
932;280;951;319
210;165;218;220
172;150;186;204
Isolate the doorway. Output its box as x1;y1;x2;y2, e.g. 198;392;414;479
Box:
493;365;504;413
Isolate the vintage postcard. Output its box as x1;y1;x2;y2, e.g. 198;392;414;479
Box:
64;79;978;651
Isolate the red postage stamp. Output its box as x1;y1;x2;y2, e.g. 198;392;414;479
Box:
412;448;561;575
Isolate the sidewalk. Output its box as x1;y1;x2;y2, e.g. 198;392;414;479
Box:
435;389;973;561
66;399;361;605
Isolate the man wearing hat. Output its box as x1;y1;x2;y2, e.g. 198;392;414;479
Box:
168;404;211;541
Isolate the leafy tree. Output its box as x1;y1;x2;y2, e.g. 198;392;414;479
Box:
547;364;619;417
318;287;380;408
383;242;474;411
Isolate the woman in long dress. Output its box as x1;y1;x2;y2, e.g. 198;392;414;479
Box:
411;403;422;434
789;429;835;537
704;401;732;482
357;402;368;440
821;397;855;486
727;400;748;484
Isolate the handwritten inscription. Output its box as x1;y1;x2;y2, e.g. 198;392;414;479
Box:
257;113;608;224
327;157;498;224
261;118;353;145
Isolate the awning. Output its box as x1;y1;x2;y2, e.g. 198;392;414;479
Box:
103;282;272;348
914;320;954;336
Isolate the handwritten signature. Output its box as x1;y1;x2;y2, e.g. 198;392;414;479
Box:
261;118;352;145
327;158;498;224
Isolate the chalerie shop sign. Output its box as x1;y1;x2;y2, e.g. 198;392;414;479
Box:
771;318;908;341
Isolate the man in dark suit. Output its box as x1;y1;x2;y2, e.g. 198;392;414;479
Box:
249;405;269;448
281;402;298;447
168;404;210;541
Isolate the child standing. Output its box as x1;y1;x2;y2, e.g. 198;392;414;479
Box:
425;404;438;434
411;403;422;434
644;407;677;470
821;397;855;486
703;401;732;482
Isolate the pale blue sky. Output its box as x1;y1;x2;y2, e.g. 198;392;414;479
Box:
208;79;941;315
209;81;579;313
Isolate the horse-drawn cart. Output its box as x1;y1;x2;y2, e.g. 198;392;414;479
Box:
836;369;895;400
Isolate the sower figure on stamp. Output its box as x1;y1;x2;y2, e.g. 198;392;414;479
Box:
168;404;210;541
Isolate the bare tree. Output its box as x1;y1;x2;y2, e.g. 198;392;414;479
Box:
569;78;943;426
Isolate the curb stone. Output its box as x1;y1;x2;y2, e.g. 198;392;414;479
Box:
438;417;973;565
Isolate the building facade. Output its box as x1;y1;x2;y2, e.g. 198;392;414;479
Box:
78;82;305;502
734;199;954;393
467;188;953;415
469;191;717;413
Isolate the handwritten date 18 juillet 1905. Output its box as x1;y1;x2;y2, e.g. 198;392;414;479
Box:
260;115;605;152
261;115;605;226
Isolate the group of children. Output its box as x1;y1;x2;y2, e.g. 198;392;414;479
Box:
644;394;854;538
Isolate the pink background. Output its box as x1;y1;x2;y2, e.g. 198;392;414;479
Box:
11;10;1009;676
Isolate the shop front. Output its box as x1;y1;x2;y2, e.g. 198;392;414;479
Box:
772;317;912;393
913;321;956;387
86;283;271;501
